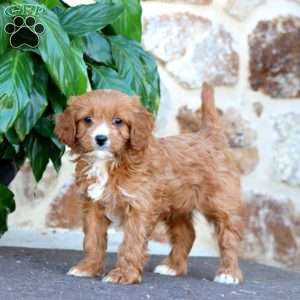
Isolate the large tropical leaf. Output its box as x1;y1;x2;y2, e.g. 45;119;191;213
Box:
5;127;21;145
0;184;15;236
0;50;33;133
38;5;88;97
92;65;134;95
47;80;67;114
34;117;64;172
0;141;18;160
109;36;160;114
82;32;113;65
0;95;19;135
34;117;64;150
25;133;51;182
111;0;142;42
14;65;48;141
37;0;60;8
59;1;123;36
0;4;9;56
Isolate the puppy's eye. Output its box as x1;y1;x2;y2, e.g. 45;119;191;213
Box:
112;117;123;126
83;116;92;124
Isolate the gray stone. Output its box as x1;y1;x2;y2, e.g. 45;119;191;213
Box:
273;112;300;187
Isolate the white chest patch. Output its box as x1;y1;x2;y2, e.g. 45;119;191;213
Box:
86;161;109;201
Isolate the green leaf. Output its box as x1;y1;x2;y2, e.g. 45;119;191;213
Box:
109;36;160;114
83;32;113;65
46;75;67;114
59;1;123;36
111;0;142;42
0;4;9;56
0;50;33;133
70;36;85;51
1;142;17;160
92;65;134;96
14;147;26;168
37;0;59;8
14;65;48;141
34;117;63;150
5;127;21;145
34;117;64;172
38;6;88;96
25;134;50;181
49;141;64;172
0;184;15;236
0;95;19;134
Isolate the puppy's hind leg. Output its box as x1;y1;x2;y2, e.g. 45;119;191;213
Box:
203;201;244;285
154;213;195;276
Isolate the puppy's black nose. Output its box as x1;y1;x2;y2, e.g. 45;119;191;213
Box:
95;135;108;147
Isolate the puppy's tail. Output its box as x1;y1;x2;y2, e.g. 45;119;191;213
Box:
201;82;227;145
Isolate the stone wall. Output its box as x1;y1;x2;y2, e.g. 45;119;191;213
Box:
7;0;300;271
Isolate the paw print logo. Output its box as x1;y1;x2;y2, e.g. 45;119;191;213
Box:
4;16;45;49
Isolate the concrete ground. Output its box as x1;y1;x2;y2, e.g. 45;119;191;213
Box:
0;247;299;300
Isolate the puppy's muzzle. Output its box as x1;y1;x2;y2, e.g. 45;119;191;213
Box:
95;135;108;147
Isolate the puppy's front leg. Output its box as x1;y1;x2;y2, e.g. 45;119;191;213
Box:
103;211;151;284
68;201;110;277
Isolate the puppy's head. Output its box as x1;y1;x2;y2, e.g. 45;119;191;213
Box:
55;90;154;159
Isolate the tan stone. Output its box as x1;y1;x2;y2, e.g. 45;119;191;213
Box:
223;108;257;148
249;16;300;98
232;147;259;176
243;193;300;271
12;163;57;204
143;13;239;89
224;0;265;21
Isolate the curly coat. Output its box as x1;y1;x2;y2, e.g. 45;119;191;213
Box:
55;83;245;285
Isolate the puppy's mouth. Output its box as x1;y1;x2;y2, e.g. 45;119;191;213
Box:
84;143;113;161
96;144;110;152
94;145;113;160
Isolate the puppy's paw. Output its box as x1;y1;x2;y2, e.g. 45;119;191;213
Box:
67;267;93;277
102;268;142;284
214;273;240;285
67;260;102;278
154;264;177;276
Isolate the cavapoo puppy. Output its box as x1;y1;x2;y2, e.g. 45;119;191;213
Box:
55;83;245;285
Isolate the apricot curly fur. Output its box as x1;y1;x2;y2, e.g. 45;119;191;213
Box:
55;84;245;284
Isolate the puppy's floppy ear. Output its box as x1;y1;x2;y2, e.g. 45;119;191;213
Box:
130;97;154;151
55;107;77;147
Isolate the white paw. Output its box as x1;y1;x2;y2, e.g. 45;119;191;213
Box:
102;275;113;283
154;265;177;276
214;273;239;285
67;267;91;277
